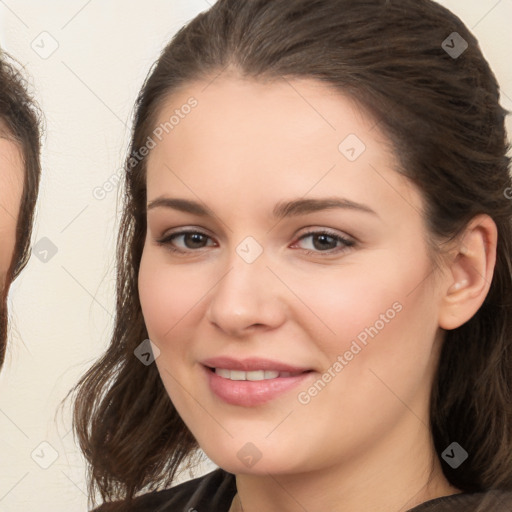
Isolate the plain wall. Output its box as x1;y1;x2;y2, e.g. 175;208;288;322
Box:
0;1;510;510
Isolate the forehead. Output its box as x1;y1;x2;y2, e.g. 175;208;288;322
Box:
149;76;385;175
154;75;378;144
145;76;423;221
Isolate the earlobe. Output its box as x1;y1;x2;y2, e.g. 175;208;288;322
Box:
438;214;497;331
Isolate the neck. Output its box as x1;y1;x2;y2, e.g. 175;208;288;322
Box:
230;420;460;512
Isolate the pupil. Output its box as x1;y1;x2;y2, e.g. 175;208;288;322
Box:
313;234;335;251
186;233;206;248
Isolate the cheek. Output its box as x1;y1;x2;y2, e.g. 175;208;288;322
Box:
283;262;408;344
289;252;438;378
287;261;439;455
138;246;210;348
0;154;22;352
0;207;21;282
139;231;438;362
0;219;18;285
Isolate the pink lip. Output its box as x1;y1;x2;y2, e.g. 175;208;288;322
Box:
201;356;310;373
201;357;314;407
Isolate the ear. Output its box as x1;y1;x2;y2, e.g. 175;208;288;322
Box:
438;214;498;330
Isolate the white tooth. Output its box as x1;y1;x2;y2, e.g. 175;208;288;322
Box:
247;370;265;381
230;370;247;381
215;368;286;381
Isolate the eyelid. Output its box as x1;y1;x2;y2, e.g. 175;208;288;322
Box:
294;226;355;242
155;226;356;255
291;228;356;253
155;227;217;253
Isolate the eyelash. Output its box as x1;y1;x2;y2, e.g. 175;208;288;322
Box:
155;228;355;256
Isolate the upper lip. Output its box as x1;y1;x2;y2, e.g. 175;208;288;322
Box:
201;357;311;373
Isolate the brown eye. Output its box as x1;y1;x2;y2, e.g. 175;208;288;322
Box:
180;232;209;249
294;230;355;254
156;230;215;252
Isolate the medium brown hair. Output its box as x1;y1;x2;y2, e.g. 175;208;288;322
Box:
0;51;42;368
72;0;512;504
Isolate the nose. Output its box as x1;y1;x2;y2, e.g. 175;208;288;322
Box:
205;248;287;337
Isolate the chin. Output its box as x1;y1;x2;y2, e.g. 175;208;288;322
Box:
200;439;307;477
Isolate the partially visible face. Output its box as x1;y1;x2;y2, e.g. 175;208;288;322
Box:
138;76;448;476
0;130;24;361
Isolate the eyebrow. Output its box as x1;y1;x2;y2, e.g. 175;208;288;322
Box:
147;196;378;219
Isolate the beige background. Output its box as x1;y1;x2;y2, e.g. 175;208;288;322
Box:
0;1;511;510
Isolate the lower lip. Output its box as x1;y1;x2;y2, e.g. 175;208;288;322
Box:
203;366;313;407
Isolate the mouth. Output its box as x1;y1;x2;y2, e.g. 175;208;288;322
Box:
209;368;306;381
201;357;315;406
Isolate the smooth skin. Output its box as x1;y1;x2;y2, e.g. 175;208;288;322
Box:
138;73;496;512
0;134;23;291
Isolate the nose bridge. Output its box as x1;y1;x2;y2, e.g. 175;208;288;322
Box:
223;234;269;290
205;237;285;334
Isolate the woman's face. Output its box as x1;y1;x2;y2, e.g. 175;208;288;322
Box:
139;76;449;476
0;134;23;292
0;132;23;364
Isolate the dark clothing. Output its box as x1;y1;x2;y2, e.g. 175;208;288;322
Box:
92;468;512;511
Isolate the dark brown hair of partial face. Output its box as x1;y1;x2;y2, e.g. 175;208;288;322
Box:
0;52;42;368
71;0;512;506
